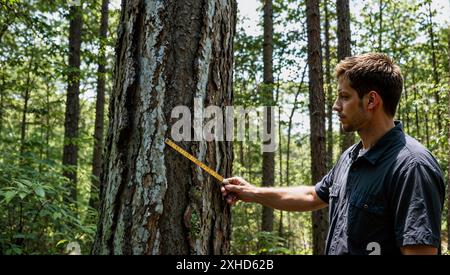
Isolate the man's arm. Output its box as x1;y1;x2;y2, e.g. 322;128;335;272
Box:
400;245;438;255
221;177;328;212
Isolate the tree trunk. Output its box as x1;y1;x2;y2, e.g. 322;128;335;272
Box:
336;0;354;152
446;27;450;254
306;0;328;255
0;74;4;137
93;0;236;255
404;73;410;131
286;65;307;188
412;65;420;138
19;57;34;159
90;0;109;210
378;0;383;52
426;0;441;132
324;0;333;170
278;106;283;237
261;0;274;234
62;5;83;202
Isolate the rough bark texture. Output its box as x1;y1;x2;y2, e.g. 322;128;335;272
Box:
92;0;236;255
261;0;274;234
336;0;354;152
306;0;328;255
324;0;333;170
62;5;82;201
90;0;110;210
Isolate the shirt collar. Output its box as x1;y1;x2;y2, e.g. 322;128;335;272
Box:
349;121;404;165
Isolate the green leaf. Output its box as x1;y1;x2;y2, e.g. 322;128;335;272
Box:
34;186;45;198
3;190;17;204
18;192;27;200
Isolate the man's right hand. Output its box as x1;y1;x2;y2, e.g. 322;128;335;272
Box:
221;177;256;205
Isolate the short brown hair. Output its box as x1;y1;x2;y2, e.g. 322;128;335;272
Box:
335;53;403;117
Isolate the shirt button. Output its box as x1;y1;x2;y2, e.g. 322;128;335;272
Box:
363;204;368;209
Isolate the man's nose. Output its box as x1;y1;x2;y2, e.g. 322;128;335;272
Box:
332;99;341;112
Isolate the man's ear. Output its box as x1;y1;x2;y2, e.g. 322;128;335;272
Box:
367;91;381;111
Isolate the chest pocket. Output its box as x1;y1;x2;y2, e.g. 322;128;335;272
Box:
347;192;387;244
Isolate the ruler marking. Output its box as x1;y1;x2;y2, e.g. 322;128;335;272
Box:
164;138;224;183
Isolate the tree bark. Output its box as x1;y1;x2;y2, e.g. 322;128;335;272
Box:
324;0;333;170
93;0;236;255
90;0;110;210
261;0;274;234
306;0;328;255
336;0;354;152
62;5;83;201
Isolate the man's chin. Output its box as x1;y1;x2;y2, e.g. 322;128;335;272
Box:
341;123;355;132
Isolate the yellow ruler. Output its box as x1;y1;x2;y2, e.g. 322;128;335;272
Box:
164;138;224;183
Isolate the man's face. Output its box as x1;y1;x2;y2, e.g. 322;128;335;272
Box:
333;76;369;132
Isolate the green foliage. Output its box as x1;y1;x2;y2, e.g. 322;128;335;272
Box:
0;152;97;255
0;0;118;254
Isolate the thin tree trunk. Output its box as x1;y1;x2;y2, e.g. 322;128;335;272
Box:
62;4;83;202
412;65;420;138
378;0;383;52
306;0;328;255
93;0;236;255
426;0;441;132
336;0;354;152
324;0;333;170
446;27;450;253
90;0;110;210
404;73;410;132
19;57;34;158
0;74;4;137
262;0;275;234
278;106;283;237
286;65;307;188
45;82;51;160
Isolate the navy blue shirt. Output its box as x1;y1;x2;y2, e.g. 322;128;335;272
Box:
315;121;445;255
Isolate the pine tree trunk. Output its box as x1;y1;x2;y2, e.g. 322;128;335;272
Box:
324;0;333;170
336;0;354;152
62;5;83;201
92;0;236;255
306;0;328;255
90;0;109;210
261;0;274;234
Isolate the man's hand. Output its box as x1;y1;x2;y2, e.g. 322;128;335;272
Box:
221;177;256;205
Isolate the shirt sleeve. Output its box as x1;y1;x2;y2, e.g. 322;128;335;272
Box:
314;166;335;204
393;162;445;248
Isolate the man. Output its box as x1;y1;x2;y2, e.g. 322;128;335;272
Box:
221;53;445;255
